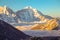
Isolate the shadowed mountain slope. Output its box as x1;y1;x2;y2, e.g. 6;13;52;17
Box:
0;20;31;40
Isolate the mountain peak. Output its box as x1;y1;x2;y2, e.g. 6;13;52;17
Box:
0;5;7;14
24;6;37;12
24;6;33;9
24;6;37;10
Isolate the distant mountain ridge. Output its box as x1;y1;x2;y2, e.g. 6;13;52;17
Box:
0;6;17;23
16;6;53;22
0;6;54;26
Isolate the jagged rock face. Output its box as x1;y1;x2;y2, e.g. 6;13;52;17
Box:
6;7;18;23
16;6;53;22
0;20;30;40
0;6;53;26
16;9;40;22
0;6;17;23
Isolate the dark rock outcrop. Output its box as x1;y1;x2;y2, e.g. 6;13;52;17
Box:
0;20;31;40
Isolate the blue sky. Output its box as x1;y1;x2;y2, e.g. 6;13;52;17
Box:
0;0;60;17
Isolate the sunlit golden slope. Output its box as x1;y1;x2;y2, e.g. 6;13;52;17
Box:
30;19;58;30
16;26;28;30
15;9;58;30
30;24;45;30
14;8;58;30
15;18;58;31
0;6;3;14
31;10;58;30
0;6;9;15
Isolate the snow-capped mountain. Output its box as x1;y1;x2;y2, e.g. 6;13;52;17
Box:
16;6;53;22
0;6;17;23
16;6;41;22
0;6;54;26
